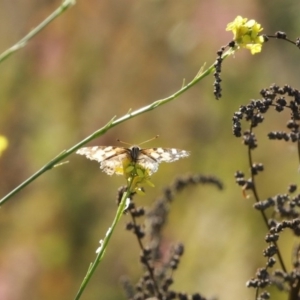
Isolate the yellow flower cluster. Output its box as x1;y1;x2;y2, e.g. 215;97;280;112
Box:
226;16;264;54
0;135;8;157
120;157;154;195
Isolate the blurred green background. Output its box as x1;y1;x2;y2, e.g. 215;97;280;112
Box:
1;0;300;299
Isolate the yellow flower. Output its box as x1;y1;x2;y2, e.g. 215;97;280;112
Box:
122;157;154;195
0;135;8;157
226;16;264;54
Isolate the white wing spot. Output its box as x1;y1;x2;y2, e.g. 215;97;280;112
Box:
104;146;113;151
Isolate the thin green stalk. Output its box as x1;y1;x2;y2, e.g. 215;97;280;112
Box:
0;50;231;206
0;0;76;64
74;183;133;300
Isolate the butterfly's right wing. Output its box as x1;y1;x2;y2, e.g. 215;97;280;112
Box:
76;146;129;175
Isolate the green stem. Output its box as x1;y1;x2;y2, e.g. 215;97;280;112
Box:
74;183;133;300
0;50;231;206
0;0;76;64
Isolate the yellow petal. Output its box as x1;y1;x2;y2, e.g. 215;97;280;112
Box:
0;135;8;156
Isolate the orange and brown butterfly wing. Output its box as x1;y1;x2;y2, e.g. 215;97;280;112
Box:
139;148;190;175
76;146;130;175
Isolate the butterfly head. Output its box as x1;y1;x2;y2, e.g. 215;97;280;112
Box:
129;146;141;163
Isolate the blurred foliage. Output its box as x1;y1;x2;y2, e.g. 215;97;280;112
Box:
0;0;300;300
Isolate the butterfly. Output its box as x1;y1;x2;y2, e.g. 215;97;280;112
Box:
76;145;190;176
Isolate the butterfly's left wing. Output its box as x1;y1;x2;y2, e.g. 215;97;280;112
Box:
139;148;190;175
135;152;159;175
76;146;129;175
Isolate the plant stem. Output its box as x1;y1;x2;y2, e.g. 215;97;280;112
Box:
248;126;287;273
74;184;132;300
0;0;76;64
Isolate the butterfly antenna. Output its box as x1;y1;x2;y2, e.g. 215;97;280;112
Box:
138;135;159;146
116;139;132;146
117;135;159;146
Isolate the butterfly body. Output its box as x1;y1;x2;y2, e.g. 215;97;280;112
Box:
128;146;141;163
76;145;189;176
